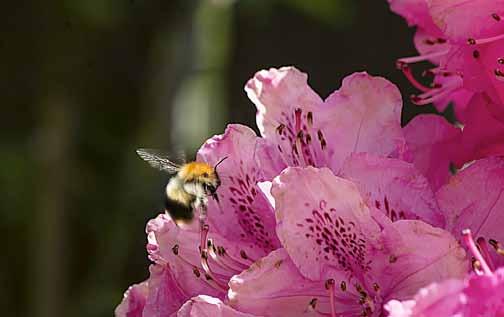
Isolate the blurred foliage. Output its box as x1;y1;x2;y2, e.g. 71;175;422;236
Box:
0;1;446;317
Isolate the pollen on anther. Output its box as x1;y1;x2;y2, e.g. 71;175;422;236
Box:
172;244;179;255
340;281;347;291
193;267;201;278
467;38;476;45
240;250;249;260
389;255;397;263
498;58;504;65
492;13;501;21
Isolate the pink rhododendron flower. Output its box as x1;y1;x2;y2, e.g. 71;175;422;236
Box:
116;66;477;317
248;67;445;225
229;167;467;317
389;0;504;121
117;124;281;316
385;230;504;317
247;67;405;177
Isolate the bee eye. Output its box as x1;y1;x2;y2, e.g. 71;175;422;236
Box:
202;172;209;178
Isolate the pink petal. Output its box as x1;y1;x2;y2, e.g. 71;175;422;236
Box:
455;94;504;166
115;281;149;317
272;166;382;281
436;156;504;267
197;124;281;259
247;68;405;176
373;220;467;300
177;295;259;317
385;279;464;317
228;249;324;317
245;67;325;177
341;153;444;226
385;268;504;317
387;0;442;35
403;114;461;191
427;0;504;42
146;214;228;298
323;72;405;172
142;265;187;317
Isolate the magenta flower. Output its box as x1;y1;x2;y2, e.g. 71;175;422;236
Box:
248;67;445;225
116;67;473;317
116;124;281;316
389;0;504;121
385;230;504;317
229;167;467;317
246;67;405;177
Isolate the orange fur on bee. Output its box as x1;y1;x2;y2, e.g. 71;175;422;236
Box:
179;162;215;181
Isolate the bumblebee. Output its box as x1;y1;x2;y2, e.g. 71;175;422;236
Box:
136;148;226;225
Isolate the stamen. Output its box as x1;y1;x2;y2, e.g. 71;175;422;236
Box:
463;229;492;275
477;237;495;271
325;279;336;317
469;33;504;45
400;65;431;92
200;250;228;291
207;240;241;273
396;50;449;65
171;244;225;292
412;79;462;105
492;13;501;21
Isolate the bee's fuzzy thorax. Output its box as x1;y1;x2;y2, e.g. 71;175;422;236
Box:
179;162;215;181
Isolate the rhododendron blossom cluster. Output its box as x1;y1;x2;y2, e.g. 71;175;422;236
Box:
115;2;504;316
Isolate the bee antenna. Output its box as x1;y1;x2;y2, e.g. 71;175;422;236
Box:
213;156;228;171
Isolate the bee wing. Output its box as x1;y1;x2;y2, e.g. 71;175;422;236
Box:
136;148;183;174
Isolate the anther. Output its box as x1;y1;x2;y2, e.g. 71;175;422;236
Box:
373;283;380;292
340;281;347;291
240;250;248;260
467;38;476;45
492;13;501;21
473;50;480;59
276;123;285;135
172;244;179;255
495;69;504;77
389;255;397;263
325;279;336;317
437;38;447;44
498;58;504;65
193;267;201;278
423;39;435;45
307;112;313;126
309;298;317;309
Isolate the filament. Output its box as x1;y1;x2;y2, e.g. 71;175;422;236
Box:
477;237;496;271
463;229;492;275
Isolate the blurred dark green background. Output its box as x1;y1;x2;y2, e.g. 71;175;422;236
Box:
1;1;435;316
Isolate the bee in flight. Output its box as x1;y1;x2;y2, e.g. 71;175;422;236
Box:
136;148;227;226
